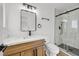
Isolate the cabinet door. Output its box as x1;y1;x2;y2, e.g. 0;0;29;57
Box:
21;49;34;56
37;46;45;56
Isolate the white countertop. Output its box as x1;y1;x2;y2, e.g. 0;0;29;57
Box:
2;35;48;46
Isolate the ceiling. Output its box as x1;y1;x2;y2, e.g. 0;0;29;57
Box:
30;3;79;9
29;3;79;15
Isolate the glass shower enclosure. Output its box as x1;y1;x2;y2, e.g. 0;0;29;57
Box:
54;9;79;56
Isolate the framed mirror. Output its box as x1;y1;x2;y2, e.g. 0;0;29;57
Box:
20;9;37;32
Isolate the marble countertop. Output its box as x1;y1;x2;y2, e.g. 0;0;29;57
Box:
2;35;47;46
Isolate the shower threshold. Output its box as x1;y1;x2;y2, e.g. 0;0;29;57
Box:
58;44;79;56
59;47;76;56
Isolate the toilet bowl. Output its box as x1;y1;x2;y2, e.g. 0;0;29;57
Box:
45;43;59;56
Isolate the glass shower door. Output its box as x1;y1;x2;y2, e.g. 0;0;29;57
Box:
55;9;79;55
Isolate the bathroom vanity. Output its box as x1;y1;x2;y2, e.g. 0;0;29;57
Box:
3;39;46;56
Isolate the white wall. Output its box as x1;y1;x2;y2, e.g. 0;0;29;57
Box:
0;4;3;45
4;3;55;43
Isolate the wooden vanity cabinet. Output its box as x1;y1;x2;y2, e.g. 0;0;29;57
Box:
4;40;46;56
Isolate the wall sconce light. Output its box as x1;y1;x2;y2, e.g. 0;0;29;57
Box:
22;3;37;13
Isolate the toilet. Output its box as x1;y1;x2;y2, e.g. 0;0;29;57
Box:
45;40;59;56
